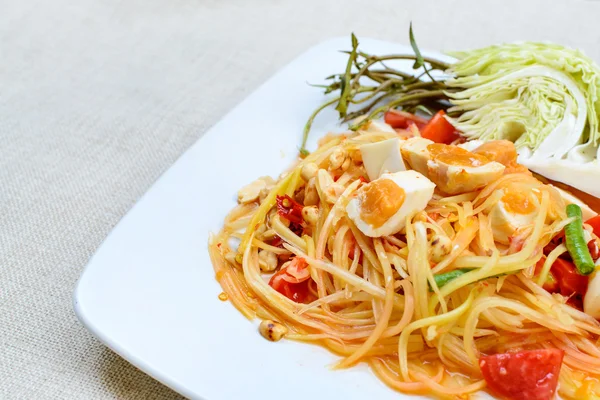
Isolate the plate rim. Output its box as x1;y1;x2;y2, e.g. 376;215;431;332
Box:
73;35;460;400
72;35;355;399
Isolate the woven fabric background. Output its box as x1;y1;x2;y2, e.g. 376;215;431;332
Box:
2;0;600;398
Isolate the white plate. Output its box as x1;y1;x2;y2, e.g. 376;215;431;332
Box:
74;37;485;400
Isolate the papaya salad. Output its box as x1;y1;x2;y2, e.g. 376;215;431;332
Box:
209;27;600;400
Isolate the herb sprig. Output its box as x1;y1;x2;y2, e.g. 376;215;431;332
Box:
301;25;457;155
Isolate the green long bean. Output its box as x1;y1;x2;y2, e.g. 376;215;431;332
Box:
565;204;595;275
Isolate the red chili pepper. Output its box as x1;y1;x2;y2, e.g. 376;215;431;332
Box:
289;222;304;237
276;195;304;225
589;240;600;261
269;237;283;248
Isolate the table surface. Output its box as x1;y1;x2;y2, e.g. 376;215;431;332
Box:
3;0;600;398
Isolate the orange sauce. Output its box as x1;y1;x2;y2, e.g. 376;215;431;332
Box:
359;179;405;228
575;376;600;398
427;143;490;167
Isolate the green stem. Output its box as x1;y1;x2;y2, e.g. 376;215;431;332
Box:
348;81;398;105
301;97;340;153
302;87;375;153
346;98;395;124
368;68;414;80
335;34;360;117
344;91;399;122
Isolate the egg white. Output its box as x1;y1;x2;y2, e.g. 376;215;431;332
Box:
487;194;536;244
550;184;597;221
360;138;406;181
400;137;433;176
585;271;600;319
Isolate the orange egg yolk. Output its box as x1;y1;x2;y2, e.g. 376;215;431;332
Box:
502;191;537;214
359;179;405;228
472;140;531;175
472;140;518;166
427;143;490;167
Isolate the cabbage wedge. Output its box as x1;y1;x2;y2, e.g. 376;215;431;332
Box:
446;43;600;197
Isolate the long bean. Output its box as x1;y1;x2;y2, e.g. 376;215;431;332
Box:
432;268;473;289
431;268;512;291
565;204;595;275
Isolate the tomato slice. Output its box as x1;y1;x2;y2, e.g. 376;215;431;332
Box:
383;110;427;129
269;257;312;303
551;258;588;297
480;349;564;400
281;257;310;283
420;110;460;144
586;215;600;237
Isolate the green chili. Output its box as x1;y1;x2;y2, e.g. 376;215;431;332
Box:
565;204;595;275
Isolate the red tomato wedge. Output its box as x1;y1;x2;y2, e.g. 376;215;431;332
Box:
269;257;312;303
280;258;311;283
551;258;588;297
586;215;600;237
420;110;460;144
480;349;564;400
383;109;427;129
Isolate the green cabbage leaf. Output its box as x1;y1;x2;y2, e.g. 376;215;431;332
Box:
445;43;600;159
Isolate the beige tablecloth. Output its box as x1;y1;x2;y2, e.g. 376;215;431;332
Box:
3;0;600;398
